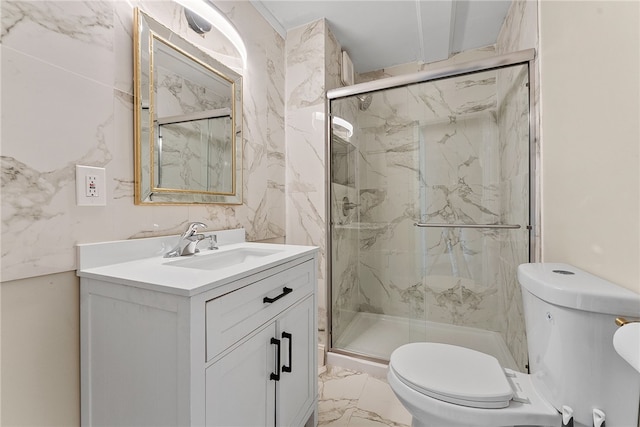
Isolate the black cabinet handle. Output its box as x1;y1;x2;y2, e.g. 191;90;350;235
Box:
263;287;293;304
270;337;281;381
282;332;292;373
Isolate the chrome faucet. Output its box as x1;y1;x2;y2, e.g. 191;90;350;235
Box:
342;196;360;216
164;222;207;258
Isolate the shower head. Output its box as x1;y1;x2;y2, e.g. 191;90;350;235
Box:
357;94;373;111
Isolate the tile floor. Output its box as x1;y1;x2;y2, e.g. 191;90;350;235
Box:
318;366;411;427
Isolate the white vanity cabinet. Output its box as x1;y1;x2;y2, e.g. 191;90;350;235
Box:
79;235;317;427
206;295;315;426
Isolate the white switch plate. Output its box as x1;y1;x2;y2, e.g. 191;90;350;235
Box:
76;165;106;206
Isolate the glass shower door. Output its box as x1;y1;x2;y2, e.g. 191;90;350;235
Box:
330;62;531;371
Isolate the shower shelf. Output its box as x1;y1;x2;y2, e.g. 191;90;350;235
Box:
334;222;388;231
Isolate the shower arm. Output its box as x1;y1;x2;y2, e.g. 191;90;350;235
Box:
414;223;522;229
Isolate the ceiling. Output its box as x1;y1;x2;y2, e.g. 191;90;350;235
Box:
250;0;512;73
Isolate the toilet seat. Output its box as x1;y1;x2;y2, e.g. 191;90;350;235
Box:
389;343;513;409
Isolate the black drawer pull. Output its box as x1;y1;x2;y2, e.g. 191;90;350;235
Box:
263;287;293;304
270;337;281;381
282;332;292;373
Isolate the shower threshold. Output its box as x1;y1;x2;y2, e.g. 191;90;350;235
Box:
332;312;519;371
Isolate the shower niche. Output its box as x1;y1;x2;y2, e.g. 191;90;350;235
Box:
328;50;535;372
331;136;356;188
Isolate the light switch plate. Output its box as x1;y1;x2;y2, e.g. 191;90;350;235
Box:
76;165;106;206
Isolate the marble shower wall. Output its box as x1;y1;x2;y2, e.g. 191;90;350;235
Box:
331;38;535;370
330;97;361;343
495;0;539;371
354;64;506;331
285;19;343;347
1;0;285;282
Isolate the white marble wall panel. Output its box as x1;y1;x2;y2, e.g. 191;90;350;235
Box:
285;19;326;108
285;19;344;346
325;29;342;94
493;0;539;371
265;33;287;239
1;0;286;281
1;1;115;88
286;102;328;339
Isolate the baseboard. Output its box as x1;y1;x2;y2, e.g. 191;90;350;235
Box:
326;351;389;379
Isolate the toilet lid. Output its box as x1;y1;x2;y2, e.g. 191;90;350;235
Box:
389;343;513;409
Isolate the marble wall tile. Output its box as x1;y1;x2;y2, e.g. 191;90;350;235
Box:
285;19;326;109
286;105;327;193
2;47;116;279
285;20;344;346
1;1;115;87
325;29;343;95
1;0;286;281
494;0;539;371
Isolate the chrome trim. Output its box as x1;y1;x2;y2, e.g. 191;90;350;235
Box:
528;57;541;262
326;48;536;99
328;348;390;366
325;96;333;358
414;223;522;229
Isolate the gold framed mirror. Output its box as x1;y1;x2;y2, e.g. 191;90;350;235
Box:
134;8;243;205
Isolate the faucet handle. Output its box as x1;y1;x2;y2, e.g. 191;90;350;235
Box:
184;222;207;236
208;234;218;250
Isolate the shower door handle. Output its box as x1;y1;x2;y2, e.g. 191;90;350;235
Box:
414;222;521;229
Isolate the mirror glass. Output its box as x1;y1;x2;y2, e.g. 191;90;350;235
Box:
134;8;243;204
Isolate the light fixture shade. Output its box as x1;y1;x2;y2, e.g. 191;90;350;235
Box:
184;8;212;34
174;0;247;68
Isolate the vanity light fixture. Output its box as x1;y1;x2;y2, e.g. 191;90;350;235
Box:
175;0;247;68
184;8;212;34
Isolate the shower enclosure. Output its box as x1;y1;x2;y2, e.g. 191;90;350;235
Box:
327;50;536;372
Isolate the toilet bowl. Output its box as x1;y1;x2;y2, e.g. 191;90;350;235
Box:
388;263;640;427
387;343;558;427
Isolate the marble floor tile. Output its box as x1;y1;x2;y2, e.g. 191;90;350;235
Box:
318;366;411;427
356;377;413;426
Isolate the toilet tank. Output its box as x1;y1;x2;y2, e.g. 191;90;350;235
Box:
518;263;640;427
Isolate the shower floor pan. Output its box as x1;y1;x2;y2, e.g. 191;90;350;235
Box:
333;312;519;370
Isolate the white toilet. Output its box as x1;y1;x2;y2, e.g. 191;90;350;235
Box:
388;263;640;427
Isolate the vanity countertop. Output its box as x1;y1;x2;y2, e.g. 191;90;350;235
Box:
77;229;317;297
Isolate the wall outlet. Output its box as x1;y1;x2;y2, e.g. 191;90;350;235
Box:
86;175;98;197
76;165;106;206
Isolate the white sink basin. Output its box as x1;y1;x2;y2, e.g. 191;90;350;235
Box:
166;247;284;271
77;229;317;296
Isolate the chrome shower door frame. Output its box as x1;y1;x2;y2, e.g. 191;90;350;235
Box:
325;48;539;363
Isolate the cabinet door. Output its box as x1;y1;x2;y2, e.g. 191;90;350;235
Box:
277;296;315;427
206;324;277;426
